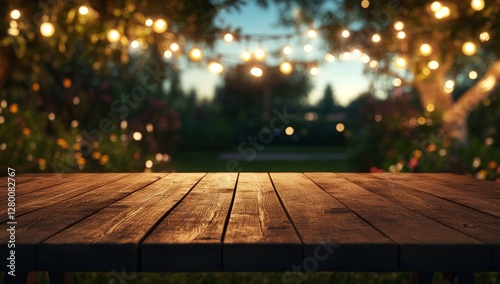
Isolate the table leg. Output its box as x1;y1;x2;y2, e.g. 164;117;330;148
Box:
442;272;476;284
411;272;434;284
48;272;71;284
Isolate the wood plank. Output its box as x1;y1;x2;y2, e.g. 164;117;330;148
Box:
142;173;238;272
371;173;500;219
356;173;500;271
322;173;491;271
0;173;128;222
270;173;397;271
222;173;302;271
0;173;165;272
39;173;205;272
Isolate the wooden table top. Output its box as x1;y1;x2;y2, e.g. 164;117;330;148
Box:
1;173;499;273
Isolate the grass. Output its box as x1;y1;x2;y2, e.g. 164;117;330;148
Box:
4;272;499;284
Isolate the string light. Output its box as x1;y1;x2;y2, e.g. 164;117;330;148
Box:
434;6;450;19
153;19;168;33
361;0;370;8
208;61;224;74
430;1;442;12
479;32;490;42
107;29;121;43
133;132;142;141
444;80;455;93
78;6;89;15
325;53;335;63
469;71;478;79
394;57;407;68
241;50;252;62
285;126;294;135
310;66;319;76
146;123;154;132
40;22;55;37
428;60;439;69
303;44;313;53
371;33;381;43
336;123;345;132
360;54;370;63
283;45;292;55
462;41;477;56
419;43;432;56
188;47;203;62
397;31;406;39
341;29;350;38
426;104;435;112
393;78;402;87
394;21;404;31
254;48;266;61
10;10;20;20
163;50;173;58
369;60;379;69
48;113;55;121
250;67;263;77
170;42;180;52
224;33;234;42
130;40;139;49
145;160;153;168
279;61;293;75
471;0;485;11
145;19;153;26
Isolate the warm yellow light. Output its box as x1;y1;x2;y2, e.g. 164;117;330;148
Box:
361;54;370;64
462;41;477;56
371;33;381;43
40;22;55;37
78;6;89;15
418;116;426;125
471;0;485;11
107;29;120;43
10;10;21;20
394;21;404;31
430;1;442;12
307;29;317;38
283;45;292;55
254;48;266;61
170;42;179;52
428;60;439;69
393;78;402;87
133;132;142;141
435;6;450;19
188;47;203;62
361;0;370;8
153;19;167;33
241;50;252;62
419;43;433;56
8;28;19;36
479;32;490;42
285;126;294;136
145;160;153;168
395;57;407;68
146;124;154;132
130;40;139;49
426;104;435;112
310;67;319;76
304;44;313;53
279;62;293;75
397;31;406;39
444;80;455;93
208;61;224;74
336;123;345;132
341;29;350;38
325;53;335;63
250;67;263;77
145;19;153;26
163;50;172;58
469;71;478;79
369;60;379;69
224;33;234;42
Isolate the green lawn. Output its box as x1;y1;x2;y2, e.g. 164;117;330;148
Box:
4;272;499;284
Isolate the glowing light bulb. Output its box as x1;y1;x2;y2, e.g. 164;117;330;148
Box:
283;45;292;55
130;40;139;49
250;67;263;77
241;50;252;62
394;57;407;68
419;43;432;56
444;80;455;93
307;29;317;38
107;29;120;43
469;71;478;79
310;67;319;76
435;6;450;19
145;19;153;26
428;60;439;70
369;60;379;69
393;78;402;87
341;29;350;38
224;33;234;42
371;33;381;43
133;132;142;141
471;0;485;11
170;42;179;52
163;50;172;58
462;41;477;56
397;31;406;39
430;1;442;12
145;160;153;168
479;32;490;42
40;22;55;37
336;123;345;132
426;104;435;112
361;0;370;8
153;19;167;33
279;62;293;75
10;10;21;20
188;47;203;62
304;44;313;53
208;61;224;74
254;48;266;61
78;6;89;15
285;126;294;135
394;21;404;31
325;53;335;63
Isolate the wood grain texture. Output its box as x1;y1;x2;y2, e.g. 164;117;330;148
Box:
0;173;165;272
223;173;301;271
270;173;397;271
0;173;129;222
38;173;205;272
142;173;238;272
313;173;490;271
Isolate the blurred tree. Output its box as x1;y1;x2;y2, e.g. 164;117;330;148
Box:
317;83;340;118
273;0;500;144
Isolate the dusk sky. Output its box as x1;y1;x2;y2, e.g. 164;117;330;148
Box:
179;1;370;106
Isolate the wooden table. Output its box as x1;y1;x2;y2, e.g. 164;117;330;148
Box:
1;173;499;283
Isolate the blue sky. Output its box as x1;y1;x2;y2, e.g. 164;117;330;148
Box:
180;2;370;106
